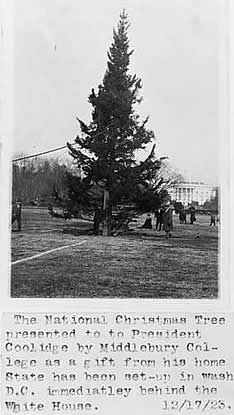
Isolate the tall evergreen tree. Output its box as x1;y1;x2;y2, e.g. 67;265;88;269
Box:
68;10;165;235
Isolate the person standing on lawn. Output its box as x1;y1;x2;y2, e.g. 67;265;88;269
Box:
159;207;165;231
12;200;22;232
179;207;187;224
209;213;216;226
189;206;196;224
155;208;160;230
163;202;173;238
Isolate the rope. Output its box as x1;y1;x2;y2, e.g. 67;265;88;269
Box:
12;120;116;162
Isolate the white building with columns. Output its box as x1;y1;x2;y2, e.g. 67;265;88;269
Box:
168;182;217;206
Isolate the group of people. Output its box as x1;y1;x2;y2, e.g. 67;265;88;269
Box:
179;207;196;225
142;202;173;238
142;203;202;238
142;203;218;238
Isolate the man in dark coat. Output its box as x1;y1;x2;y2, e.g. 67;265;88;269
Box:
158;208;164;231
155;209;160;230
12;200;22;232
210;213;216;226
179;208;187;224
189;206;196;224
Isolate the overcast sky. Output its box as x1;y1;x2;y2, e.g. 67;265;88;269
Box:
13;0;225;184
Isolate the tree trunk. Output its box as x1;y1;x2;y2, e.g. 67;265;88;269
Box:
103;189;111;236
93;208;102;235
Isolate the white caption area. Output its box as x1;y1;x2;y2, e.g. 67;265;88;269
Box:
1;313;234;414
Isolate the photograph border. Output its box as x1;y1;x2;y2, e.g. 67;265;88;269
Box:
0;0;232;312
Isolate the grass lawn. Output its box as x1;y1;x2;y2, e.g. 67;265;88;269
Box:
11;207;218;298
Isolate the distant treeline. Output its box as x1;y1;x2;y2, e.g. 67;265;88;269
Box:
12;157;72;205
202;188;219;212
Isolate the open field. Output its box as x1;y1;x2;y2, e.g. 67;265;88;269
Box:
11;207;218;298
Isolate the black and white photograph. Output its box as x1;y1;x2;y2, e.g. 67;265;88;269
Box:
10;0;225;298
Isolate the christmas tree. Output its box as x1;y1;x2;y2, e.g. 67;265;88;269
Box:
68;10;166;235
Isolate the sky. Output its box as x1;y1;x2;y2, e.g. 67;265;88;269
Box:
13;0;225;184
